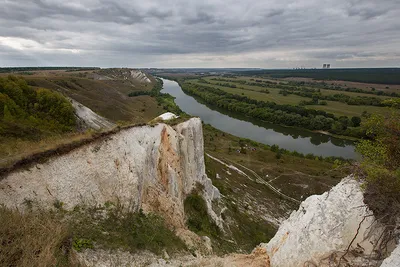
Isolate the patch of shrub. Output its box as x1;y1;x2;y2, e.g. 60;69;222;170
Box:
71;207;186;255
0;75;76;140
184;191;220;238
73;238;94;252
356;109;400;245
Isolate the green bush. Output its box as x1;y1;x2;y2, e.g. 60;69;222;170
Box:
73;238;93;252
356;110;400;221
184;192;220;238
0;75;76;139
71;207;186;255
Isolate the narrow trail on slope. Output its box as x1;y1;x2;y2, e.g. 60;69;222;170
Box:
206;153;301;204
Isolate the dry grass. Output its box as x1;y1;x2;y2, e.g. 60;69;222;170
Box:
0;207;81;267
0;131;95;169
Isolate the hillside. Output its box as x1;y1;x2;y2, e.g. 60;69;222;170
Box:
0;68;399;266
0;69;164;169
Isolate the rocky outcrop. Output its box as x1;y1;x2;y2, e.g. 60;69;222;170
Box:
259;178;385;266
381;243;400;267
71;98;115;130
130;70;151;83
0;118;220;229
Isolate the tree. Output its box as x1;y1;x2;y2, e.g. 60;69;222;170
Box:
351;116;361;127
356;109;400;223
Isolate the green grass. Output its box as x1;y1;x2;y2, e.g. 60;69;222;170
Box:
71;205;187;255
306;101;391;117
317;88;390;99
23;75;164;123
191;76;393;118
189;79;310;105
184;188;221;239
203;124;348;202
200;123;349;253
1;70;167;169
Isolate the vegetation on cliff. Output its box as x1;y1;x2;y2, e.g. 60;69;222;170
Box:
0;75;76;139
357;109;400;218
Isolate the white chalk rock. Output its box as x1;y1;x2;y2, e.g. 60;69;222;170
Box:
71;98;115;130
381;243;400;267
0;118;220;229
260;177;383;267
156;112;179;121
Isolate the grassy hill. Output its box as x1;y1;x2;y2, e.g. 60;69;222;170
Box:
0;68;165;168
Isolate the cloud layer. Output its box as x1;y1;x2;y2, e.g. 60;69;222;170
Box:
1;0;399;68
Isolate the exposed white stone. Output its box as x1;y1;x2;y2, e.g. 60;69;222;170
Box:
381;243;400;267
157;112;179;121
130;70;151;83
259;177;384;267
70;98;115;130
0;118;220;230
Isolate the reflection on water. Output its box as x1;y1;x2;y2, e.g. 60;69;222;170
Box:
160;78;357;159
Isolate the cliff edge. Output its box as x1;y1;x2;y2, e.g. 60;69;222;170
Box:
0;118;220;230
259;177;395;267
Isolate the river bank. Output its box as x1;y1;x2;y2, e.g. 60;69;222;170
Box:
160;78;357;159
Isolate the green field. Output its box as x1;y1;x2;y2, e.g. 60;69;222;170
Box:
189;79;311;105
306;101;390;117
189;76;393;118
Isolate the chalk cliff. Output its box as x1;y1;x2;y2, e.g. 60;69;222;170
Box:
259;178;390;267
0;118;220;229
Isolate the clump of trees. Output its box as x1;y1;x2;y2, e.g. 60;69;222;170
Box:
128;78;182;115
0;75;76;139
357;109;400;224
181;82;364;138
128;78;163;97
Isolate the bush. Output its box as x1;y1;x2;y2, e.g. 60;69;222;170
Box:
71;207;186;255
0;75;76;139
356;110;400;223
184;191;220;238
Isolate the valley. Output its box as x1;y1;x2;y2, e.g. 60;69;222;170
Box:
0;67;398;266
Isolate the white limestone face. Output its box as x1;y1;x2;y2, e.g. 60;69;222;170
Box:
71;98;115;130
381;244;400;267
259;178;384;267
156;112;179;121
0;118;219;229
130;70;151;83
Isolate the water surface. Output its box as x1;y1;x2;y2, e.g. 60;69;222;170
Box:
161;78;357;159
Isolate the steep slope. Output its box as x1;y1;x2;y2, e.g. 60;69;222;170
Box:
71;98;115;130
260;178;392;266
0;118;220;230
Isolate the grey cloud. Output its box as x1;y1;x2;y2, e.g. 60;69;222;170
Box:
0;0;399;67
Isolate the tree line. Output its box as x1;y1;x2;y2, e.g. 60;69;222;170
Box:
279;88;384;106
181;82;364;137
128;78;182;115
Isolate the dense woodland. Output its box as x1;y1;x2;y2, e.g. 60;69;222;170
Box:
0;76;76;140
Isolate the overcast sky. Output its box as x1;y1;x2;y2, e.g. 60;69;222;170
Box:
1;0;399;68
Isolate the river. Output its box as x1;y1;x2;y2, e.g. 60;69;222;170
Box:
160;78;357;159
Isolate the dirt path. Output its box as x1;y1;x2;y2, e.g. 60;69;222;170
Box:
206;153;301;204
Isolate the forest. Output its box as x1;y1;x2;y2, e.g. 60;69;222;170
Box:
0;75;76;140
